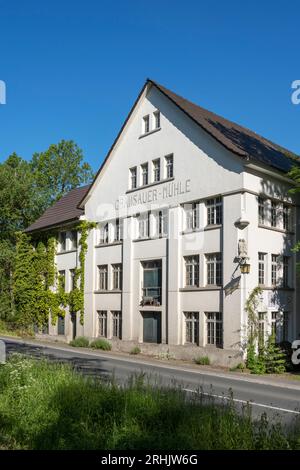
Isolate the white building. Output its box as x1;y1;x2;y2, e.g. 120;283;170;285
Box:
26;79;300;366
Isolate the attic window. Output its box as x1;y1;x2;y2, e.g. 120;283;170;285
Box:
154;110;160;129
143;115;150;134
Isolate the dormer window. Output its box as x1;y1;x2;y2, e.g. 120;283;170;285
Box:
143;115;150;134
154;110;160;129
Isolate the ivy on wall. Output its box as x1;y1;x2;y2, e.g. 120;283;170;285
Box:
13;220;96;330
245;287;286;374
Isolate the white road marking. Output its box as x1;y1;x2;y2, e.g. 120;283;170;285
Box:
183;388;300;415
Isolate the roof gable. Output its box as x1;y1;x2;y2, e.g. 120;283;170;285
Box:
78;79;299;208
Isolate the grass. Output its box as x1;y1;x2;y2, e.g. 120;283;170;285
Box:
194;355;210;365
69;336;89;348
0;355;299;450
90;339;112;351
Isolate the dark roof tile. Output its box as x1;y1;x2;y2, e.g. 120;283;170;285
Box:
24;184;91;233
150;80;299;173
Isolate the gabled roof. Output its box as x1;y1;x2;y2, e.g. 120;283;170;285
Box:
150;80;299;173
24;184;91;233
78;79;299;208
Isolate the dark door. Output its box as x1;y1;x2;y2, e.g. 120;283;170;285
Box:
143;312;161;343
71;313;77;339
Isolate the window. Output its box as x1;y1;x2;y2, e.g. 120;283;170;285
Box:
115;218;123;241
130;167;137;189
283;256;289;287
165;154;173;179
185;202;199;230
271;201;278;227
143;115;150;134
112;264;122;290
282;312;289;341
206;197;222;225
57;316;65;335
69;231;77;250
58;270;66;292
112;311;122;339
258;197;266;225
141;163;148;186
258;253;266;286
99;223;109;244
157;209;168;237
154;110;160;129
206;253;222;286
98;265;108;290
138;212;150;239
283;205;291;231
206;312;223;348
59;232;66;252
142;260;162;305
69;269;76;291
153;159;160;182
184;255;199;287
258;312;266;351
271;312;278;338
185;312;199;345
98;311;107;337
271;254;279;286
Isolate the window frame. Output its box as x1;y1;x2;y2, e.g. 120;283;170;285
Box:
98;265;108;291
98;310;107;337
206;253;222;286
206;197;222;226
184;255;200;288
206;312;223;348
184;312;199;345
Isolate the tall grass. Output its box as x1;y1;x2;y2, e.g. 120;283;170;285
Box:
0;354;299;450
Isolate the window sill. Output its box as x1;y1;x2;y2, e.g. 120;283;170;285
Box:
181;228;202;235
204;224;222;231
180;286;222;292
138;127;161;139
126;176;174;194
258;286;294;291
258;224;295;235
57;249;77;255
133;235;167;242
94;290;122;294
95;241;123;248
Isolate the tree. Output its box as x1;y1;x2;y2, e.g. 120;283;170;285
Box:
31;140;94;211
0;141;94;323
287;165;300;269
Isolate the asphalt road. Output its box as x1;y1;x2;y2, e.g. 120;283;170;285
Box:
1;336;300;425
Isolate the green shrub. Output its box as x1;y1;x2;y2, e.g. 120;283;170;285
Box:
90;339;112;351
69;336;89;348
194;355;210;365
130;346;141;355
230;362;246;372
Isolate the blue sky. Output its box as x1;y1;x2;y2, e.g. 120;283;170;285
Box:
0;0;299;171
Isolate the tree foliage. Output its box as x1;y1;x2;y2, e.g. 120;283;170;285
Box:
0;141;94;322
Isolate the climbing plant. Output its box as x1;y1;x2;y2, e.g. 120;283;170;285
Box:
245;287;286;374
13;221;96;329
